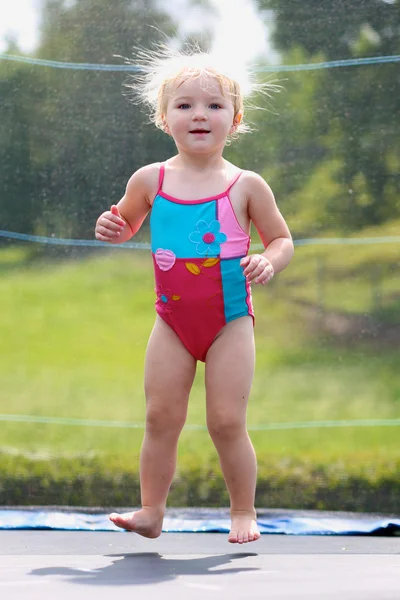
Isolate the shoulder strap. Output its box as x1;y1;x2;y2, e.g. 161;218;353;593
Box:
158;162;166;191
226;170;243;193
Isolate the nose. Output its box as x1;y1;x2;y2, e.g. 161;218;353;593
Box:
192;106;207;121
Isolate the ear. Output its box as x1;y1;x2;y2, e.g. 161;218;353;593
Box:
230;111;243;133
161;115;171;135
235;112;243;125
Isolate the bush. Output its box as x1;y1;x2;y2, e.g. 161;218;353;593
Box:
1;454;399;513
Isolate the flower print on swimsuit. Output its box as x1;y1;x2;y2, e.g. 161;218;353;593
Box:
189;220;227;256
156;285;181;313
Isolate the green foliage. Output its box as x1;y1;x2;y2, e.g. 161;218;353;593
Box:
35;0;177;238
0;0;176;239
1;1;399;238
0;61;46;234
0;248;399;509
252;0;400;231
227;47;330;237
1;453;399;512
0;3;399;509
258;0;399;59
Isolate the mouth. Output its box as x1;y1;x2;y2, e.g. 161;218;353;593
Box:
189;129;210;134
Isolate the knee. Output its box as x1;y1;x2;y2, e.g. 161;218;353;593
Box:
207;410;244;442
145;402;187;436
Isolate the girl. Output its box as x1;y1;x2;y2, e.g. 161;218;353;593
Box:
95;45;294;544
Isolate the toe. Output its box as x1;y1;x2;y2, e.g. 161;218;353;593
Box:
228;530;238;543
109;512;134;530
109;513;120;523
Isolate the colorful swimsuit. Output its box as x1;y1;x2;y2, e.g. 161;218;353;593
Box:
150;163;254;362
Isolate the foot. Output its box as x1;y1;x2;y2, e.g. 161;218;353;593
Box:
109;506;164;538
228;509;260;544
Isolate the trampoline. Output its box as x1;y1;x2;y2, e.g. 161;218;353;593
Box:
1;508;399;599
1;2;400;599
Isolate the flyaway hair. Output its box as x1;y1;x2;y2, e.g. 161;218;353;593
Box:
121;41;282;138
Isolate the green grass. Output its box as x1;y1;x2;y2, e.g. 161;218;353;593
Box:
0;237;399;472
279;220;400;314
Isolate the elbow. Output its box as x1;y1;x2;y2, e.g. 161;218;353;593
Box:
288;236;295;257
285;236;295;265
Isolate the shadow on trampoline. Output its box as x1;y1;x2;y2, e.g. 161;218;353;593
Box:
29;552;260;586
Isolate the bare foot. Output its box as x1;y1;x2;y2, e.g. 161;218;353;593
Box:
109;506;164;538
228;509;261;544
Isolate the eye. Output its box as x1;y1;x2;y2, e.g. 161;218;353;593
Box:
209;103;222;110
177;103;191;109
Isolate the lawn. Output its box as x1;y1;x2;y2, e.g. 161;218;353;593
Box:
0;237;399;474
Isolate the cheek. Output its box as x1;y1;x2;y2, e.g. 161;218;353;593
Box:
169;111;186;125
217;114;234;130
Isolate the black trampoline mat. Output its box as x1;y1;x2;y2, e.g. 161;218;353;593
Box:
1;531;399;600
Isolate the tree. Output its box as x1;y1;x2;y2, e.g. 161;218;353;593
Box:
226;46;332;236
253;0;400;230
0;53;47;236
14;0;176;238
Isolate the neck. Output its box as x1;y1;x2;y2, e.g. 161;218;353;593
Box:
171;148;226;171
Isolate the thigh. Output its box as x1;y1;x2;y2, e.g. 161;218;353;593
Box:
205;317;255;426
144;316;197;425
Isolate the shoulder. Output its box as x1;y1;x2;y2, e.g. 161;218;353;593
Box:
240;170;275;201
125;162;162;205
233;170;277;214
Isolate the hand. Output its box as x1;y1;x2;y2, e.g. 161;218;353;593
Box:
240;254;274;285
95;205;126;242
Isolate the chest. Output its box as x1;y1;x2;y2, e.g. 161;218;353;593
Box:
150;194;250;260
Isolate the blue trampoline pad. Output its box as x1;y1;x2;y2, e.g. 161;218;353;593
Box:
0;508;399;535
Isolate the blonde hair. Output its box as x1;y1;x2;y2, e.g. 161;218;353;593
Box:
123;42;280;140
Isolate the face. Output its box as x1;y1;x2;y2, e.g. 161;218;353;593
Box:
163;75;239;154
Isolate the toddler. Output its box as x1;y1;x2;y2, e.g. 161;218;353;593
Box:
95;44;294;543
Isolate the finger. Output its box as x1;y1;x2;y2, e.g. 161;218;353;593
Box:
243;256;262;277
99;217;124;233
240;256;251;268
95;231;113;242
257;267;274;285
242;255;260;275
96;224;120;238
110;206;126;227
261;273;274;285
110;205;126;226
246;262;267;281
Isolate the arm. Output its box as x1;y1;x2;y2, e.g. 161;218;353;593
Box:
240;172;294;284
95;164;157;244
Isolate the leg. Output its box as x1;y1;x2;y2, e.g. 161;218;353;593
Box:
205;316;260;544
110;315;197;537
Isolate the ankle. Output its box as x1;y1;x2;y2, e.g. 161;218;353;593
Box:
230;508;257;519
141;504;165;517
